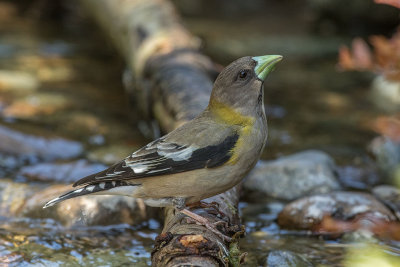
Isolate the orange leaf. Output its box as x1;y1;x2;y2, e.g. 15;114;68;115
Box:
371;116;400;142
314;214;400;240
352;38;373;69
338;46;355;70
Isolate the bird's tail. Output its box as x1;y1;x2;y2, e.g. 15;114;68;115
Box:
43;180;137;208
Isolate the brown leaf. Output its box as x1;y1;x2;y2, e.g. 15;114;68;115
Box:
352;38;373;69
313;214;400;240
371;116;400;142
338;46;355;70
338;39;372;71
370;35;394;69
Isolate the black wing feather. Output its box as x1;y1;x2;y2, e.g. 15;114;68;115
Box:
73;133;239;187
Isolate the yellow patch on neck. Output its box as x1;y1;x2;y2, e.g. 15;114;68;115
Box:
209;99;255;164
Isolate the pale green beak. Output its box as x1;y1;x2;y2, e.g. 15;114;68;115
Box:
252;55;283;81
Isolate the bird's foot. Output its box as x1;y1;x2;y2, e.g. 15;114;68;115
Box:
180;208;232;242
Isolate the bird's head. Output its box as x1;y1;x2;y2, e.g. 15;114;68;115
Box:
209;55;282;117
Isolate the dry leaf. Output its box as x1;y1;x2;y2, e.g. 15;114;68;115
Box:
338;39;372;70
338;46;355;70
313;214;400;240
371;116;400;142
339;27;400;81
352;38;373;69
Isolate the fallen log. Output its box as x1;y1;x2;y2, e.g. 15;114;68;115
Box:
78;0;244;266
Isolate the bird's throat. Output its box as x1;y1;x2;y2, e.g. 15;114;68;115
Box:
209;99;254;128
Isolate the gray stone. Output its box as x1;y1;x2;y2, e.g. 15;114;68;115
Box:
18;159;107;183
244;150;340;200
368;135;400;183
278;192;396;230
372;185;400;220
266;250;313;267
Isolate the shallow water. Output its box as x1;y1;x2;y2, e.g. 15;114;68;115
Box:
0;1;399;266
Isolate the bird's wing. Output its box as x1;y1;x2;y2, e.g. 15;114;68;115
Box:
73;122;239;187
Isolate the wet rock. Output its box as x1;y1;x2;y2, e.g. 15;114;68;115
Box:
3;93;71;119
370;75;400;112
244;150;340;200
372;185;400;220
23;184;158;227
18;159;107;183
0;179;41;216
266;250;313;267
0;124;83;161
278;192;396;230
0;70;39;92
368;135;400;183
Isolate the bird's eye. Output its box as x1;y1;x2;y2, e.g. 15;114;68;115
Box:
238;70;247;79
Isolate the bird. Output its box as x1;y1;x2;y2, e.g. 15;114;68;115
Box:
44;55;282;240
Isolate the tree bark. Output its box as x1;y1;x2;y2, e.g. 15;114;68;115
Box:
78;0;244;266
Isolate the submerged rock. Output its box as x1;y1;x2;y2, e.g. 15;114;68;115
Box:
18;159;107;183
244;150;340;200
0;124;83;161
23;184;158;227
3;93;71;119
266;250;313;267
0;179;41;216
0;70;39;92
278;192;396;230
372;185;400;220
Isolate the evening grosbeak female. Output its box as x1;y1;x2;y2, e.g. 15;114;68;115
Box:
44;55;282;239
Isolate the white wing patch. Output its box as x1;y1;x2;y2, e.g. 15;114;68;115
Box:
124;139;196;176
132;165;148;174
157;146;194;161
